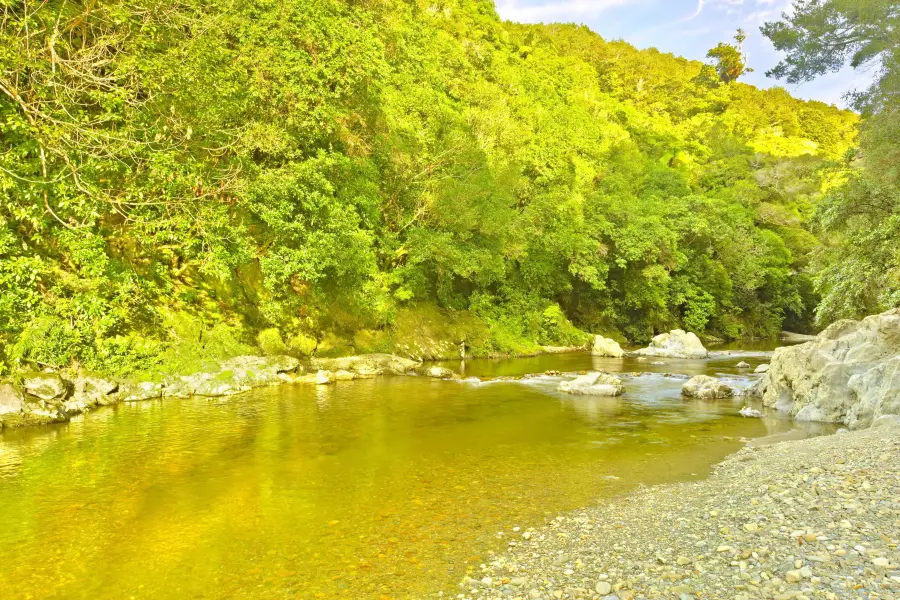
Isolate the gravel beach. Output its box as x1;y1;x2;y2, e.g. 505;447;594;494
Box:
454;424;900;600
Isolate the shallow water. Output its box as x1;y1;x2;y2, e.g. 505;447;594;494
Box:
0;350;827;599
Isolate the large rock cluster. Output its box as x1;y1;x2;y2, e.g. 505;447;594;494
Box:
0;371;118;428
752;309;900;429
0;353;422;430
634;330;709;359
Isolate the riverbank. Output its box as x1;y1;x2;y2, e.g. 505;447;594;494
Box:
455;423;900;600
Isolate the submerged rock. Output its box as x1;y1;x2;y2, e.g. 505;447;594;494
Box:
558;372;625;396
761;309;900;428
634;330;708;359
682;375;733;400
591;336;625;358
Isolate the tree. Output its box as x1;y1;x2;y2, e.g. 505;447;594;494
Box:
707;29;753;83
762;0;900;324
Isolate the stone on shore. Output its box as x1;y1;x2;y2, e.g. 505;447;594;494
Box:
453;423;900;600
0;383;26;426
22;372;70;401
72;372;119;406
760;308;900;428
171;355;302;397
311;354;420;376
634;330;708;359
558;372;625;396
315;370;336;385
591;336;625;358
682;375;733;400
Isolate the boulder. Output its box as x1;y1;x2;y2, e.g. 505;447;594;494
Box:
558;372;625;396
70;372;119;407
424;366;454;379
0;383;25;417
682;375;733;400
22;372;70;401
315;370;335;385
761;309;900;428
634;330;708;359
221;355;300;374
334;370;358;381
736;361;751;369
739;406;763;418
591;336;625;358
122;381;165;402
312;354;420;376
754;364;770;374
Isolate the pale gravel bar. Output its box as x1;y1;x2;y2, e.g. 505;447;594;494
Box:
452;424;900;600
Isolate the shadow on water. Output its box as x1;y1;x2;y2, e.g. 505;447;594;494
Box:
0;350;830;599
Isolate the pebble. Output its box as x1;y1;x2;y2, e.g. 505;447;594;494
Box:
450;424;900;600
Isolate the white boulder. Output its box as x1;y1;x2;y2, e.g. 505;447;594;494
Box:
634;330;708;359
682;375;733;400
558;372;625;396
591;336;625;358
739;406;763;418
760;309;900;428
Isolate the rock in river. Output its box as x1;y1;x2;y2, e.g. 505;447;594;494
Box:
558;372;625;396
424;366;455;378
591;335;625;358
634;330;708;359
759;309;900;428
682;375;733;400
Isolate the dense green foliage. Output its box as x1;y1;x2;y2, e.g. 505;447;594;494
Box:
0;0;859;375
763;0;900;324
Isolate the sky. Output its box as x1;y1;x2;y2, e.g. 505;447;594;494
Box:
494;0;874;108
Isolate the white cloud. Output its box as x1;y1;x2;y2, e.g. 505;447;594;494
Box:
495;0;637;24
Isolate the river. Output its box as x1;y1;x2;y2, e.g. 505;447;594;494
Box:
0;347;829;599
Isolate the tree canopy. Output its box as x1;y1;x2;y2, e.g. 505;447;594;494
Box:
763;0;900;324
0;0;862;375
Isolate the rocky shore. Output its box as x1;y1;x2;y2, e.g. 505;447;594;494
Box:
454;422;900;600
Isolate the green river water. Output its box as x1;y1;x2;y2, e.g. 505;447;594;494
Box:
0;348;828;599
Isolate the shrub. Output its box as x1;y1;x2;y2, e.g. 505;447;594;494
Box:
288;333;318;357
257;328;288;355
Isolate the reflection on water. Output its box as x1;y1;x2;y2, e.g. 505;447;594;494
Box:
0;350;827;599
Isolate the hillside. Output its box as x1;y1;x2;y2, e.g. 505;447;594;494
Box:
0;0;859;376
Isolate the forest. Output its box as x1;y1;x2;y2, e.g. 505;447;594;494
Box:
0;0;896;377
